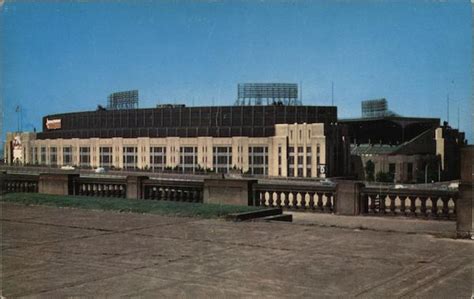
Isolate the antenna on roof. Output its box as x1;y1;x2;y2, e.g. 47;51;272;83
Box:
300;81;303;104
446;94;450;124
331;81;334;106
457;104;460;129
15;105;22;132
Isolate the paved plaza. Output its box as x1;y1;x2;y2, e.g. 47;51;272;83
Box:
1;202;472;297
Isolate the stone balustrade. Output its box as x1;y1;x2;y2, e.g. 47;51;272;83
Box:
360;188;457;220
0;172;463;224
0;173;39;194
73;177;127;198
255;183;336;212
143;179;204;203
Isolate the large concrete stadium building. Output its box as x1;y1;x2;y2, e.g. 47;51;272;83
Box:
5;104;351;178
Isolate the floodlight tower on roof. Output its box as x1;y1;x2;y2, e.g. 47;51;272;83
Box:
107;90;139;110
235;83;301;106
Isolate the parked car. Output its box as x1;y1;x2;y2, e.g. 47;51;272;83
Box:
321;178;334;186
61;165;75;170
448;182;459;189
94;167;106;173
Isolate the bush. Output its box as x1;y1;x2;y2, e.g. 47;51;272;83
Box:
364;160;375;181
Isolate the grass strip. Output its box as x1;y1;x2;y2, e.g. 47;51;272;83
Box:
1;192;262;219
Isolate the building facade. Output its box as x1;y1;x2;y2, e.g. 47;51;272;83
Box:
347;120;466;183
5;105;350;178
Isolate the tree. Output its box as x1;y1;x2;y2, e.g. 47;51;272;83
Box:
416;163;440;183
364;160;375;181
376;171;394;183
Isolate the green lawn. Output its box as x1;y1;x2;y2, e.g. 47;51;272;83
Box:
1;193;263;219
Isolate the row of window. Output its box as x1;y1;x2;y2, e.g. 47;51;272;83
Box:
30;146;270;174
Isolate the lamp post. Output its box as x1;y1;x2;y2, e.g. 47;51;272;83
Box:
438;160;441;182
425;163;429;184
425;161;442;184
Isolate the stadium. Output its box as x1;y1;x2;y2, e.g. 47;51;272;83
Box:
4;84;351;178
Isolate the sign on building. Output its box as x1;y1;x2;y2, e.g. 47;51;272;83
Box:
46;118;61;130
318;164;326;176
12;135;23;163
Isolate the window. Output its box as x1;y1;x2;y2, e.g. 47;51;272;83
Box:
63;146;72;165
306;147;312;177
100;147;113;168
407;163;413;181
248;146;268;175
288;146;295;177
150;147;166;171
40;147;46;165
79;147;91;167
31;147;37;164
213;146;232;173
297;156;304;164
123;146;137;170
179;146;198;173
297;168;303;177
50;147;57;165
278;146;282;176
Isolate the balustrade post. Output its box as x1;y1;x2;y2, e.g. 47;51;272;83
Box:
334;181;364;215
389;195;396;215
379;195;386;215
309;192;315;210
288;192;296;209
420;197;427;217
176;189;182;202
156;187;162;201
112;185;118;197
408;196;416;216
256;191;263;206
399;196;407;215
441;197;449;218
126;176;149;199
316;192;324;211
301;192;308;210
273;192;278;207
203;178;257;206
38;173;79;196
324;193;333;212
283;192;290;208
293;192;300;210
430;197;439;218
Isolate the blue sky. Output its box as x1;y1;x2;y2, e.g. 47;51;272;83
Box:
1;1;472;145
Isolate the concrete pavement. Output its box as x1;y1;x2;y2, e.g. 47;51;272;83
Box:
1;202;472;297
288;211;458;237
